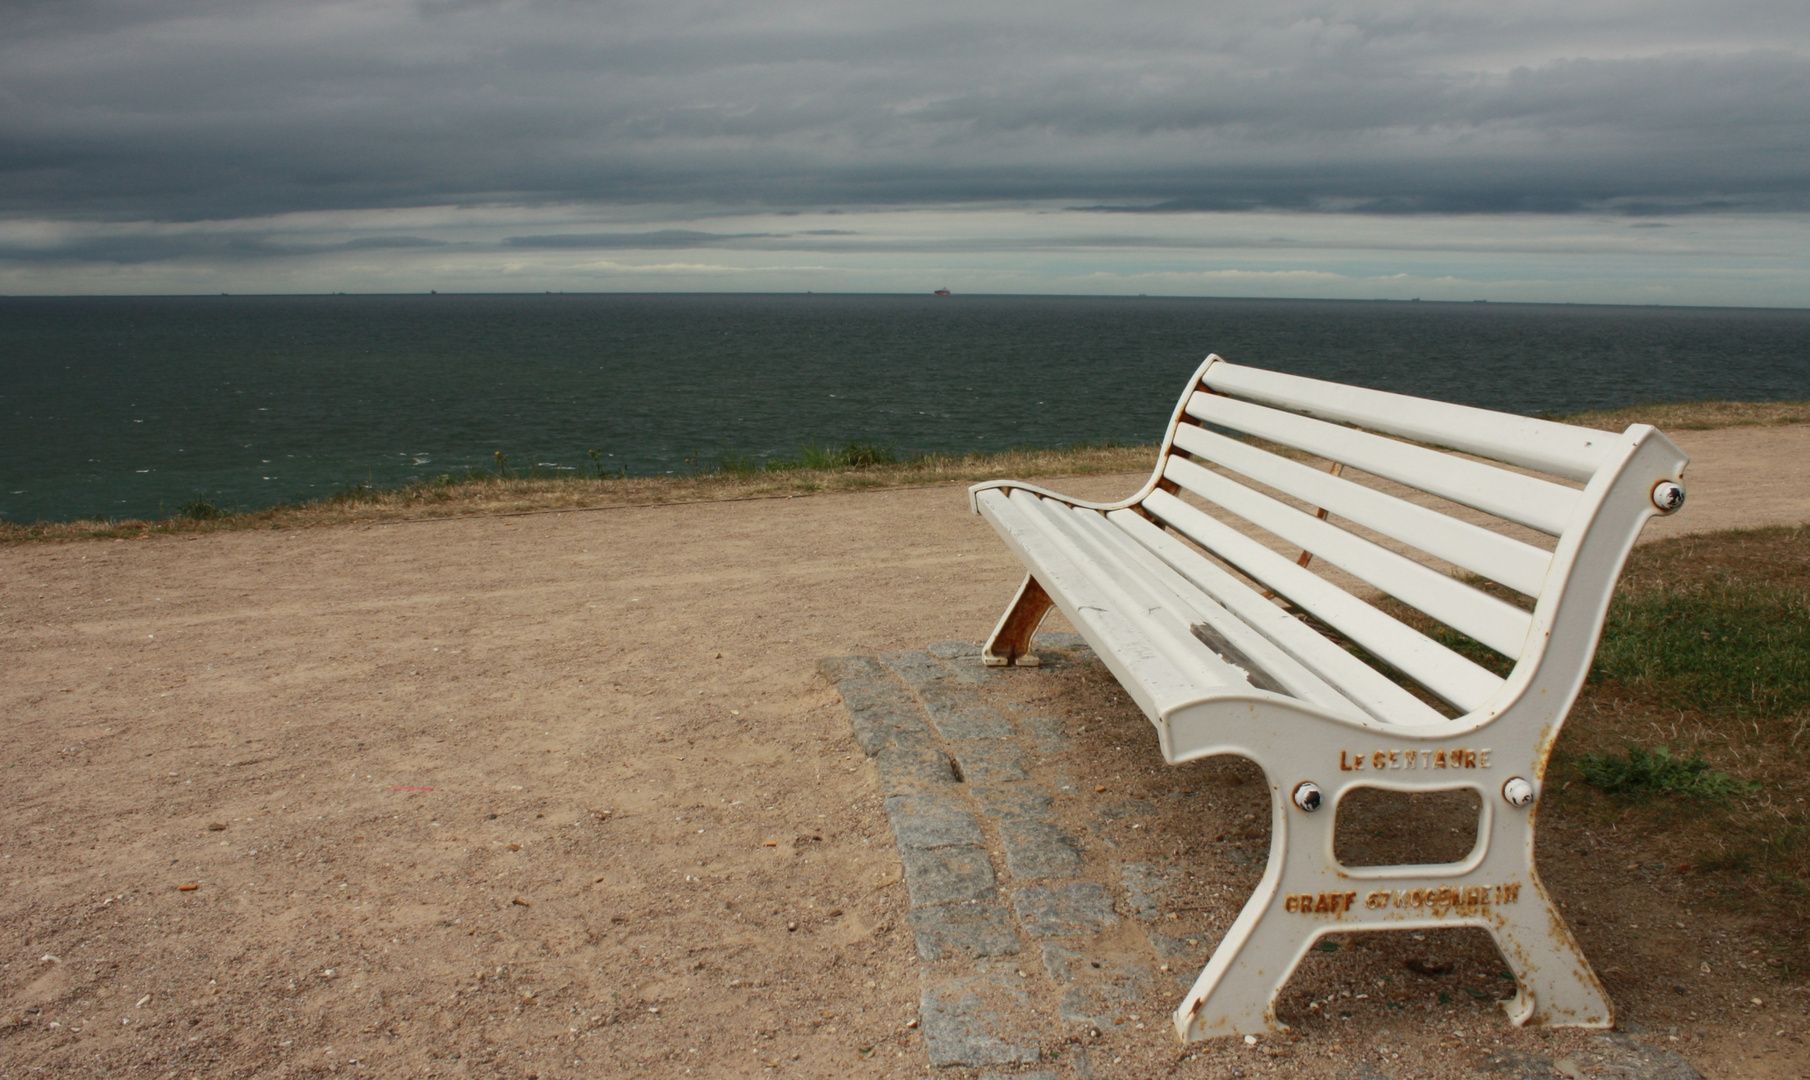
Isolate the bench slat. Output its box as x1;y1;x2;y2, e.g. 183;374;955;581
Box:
976;488;1233;718
1144;489;1506;712
1061;504;1372;722
1106;509;1450;727
1014;492;1265;695
1163;456;1535;657
1204;360;1615;482
1170;423;1553;597
1187;392;1579;535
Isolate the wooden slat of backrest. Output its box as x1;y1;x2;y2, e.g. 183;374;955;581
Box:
1107;509;1449;727
1164;456;1534;657
1187;393;1579;535
1010;491;1256;695
1205;360;1616;482
1144;489;1506;712
1064;505;1370;722
1171;423;1553;597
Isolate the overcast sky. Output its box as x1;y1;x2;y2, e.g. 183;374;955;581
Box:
4;0;1809;304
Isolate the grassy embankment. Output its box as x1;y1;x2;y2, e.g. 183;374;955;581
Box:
0;441;1156;543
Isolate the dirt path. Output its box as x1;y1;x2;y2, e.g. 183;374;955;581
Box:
2;425;1806;1079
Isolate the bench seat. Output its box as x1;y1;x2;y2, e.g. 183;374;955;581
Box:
969;355;1689;1041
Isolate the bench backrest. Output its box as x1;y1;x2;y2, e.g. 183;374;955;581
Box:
1131;356;1681;730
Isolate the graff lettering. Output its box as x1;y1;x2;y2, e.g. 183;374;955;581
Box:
1361;882;1522;913
1283;891;1358;915
1339;748;1493;771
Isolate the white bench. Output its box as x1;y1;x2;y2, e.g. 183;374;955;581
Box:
969;356;1689;1042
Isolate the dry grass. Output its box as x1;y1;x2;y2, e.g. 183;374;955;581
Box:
1552;399;1810;431
0;444;1158;544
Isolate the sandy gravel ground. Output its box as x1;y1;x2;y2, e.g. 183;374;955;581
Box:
2;424;1807;1079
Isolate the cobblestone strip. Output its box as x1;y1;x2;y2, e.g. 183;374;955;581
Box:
823;643;1706;1080
823;636;1163;1071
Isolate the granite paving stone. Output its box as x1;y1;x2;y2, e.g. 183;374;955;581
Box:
927;640;992;684
818;655;889;681
831;674;916;713
1012;882;1120;938
1147;932;1206;989
872;743;957;795
920;972;1042;1067
927;640;982;660
1018;714;1070;753
885;793;986;849
879;649;950;690
1118;862;1167;920
1472;1035;1704;1080
908;903;1023;962
970;783;1055;820
900;846;999;908
920;687;1017;739
1038;941;1103;984
846;701;936;756
950;740;1030;783
1058;980;1148;1030
1001;818;1085;880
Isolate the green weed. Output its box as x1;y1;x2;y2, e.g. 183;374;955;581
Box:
179;497;225;520
1575;745;1757;802
587;449;626;480
770;440;902;471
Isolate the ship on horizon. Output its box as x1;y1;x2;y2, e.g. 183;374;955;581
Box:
933;287;951;296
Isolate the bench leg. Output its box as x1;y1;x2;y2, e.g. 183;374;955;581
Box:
1479;868;1614;1028
1173;782;1614;1041
1171;787;1313;1039
982;572;1055;667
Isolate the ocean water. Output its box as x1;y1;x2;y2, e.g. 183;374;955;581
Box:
2;293;1807;524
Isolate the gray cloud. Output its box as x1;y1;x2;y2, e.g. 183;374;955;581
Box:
503;230;777;249
0;230;448;264
0;0;1807;226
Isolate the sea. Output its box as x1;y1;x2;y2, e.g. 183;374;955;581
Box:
3;293;1808;524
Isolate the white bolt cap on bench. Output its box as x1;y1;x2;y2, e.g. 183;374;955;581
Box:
967;355;1689;1043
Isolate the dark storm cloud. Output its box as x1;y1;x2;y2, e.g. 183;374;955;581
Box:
1;0;1808;221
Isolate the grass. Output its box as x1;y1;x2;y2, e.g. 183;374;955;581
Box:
1573;745;1756;802
178;497;227;521
1591;577;1810;727
0;440;1157;543
1548;398;1810;431
1547;524;1810;933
